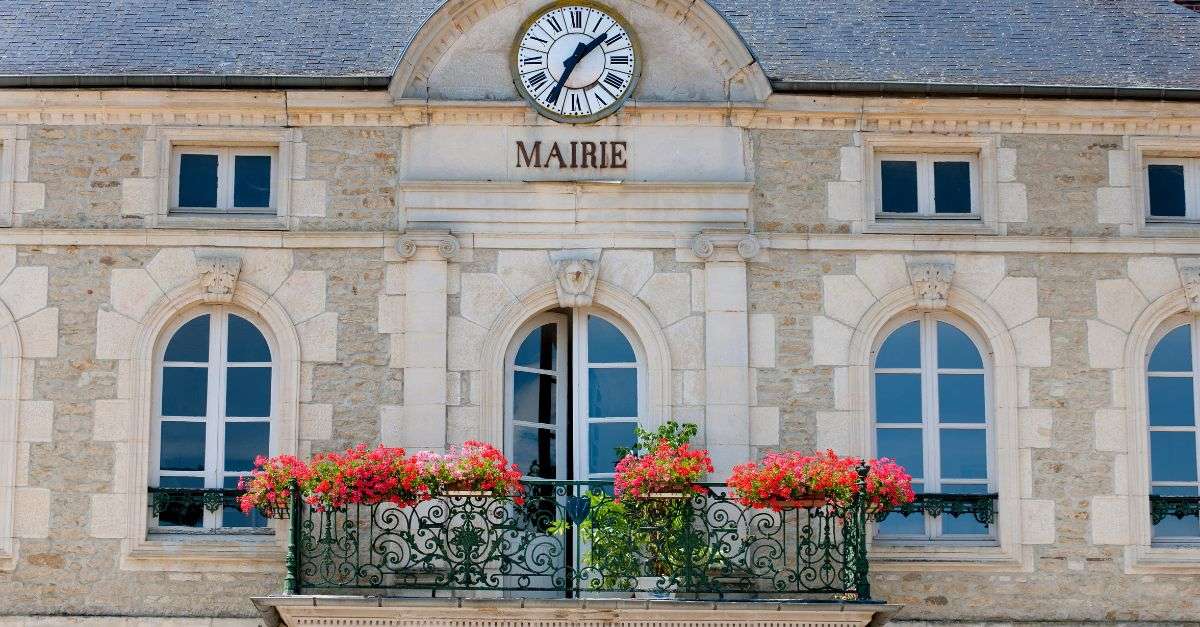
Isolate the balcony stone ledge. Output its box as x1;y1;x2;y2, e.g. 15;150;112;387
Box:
252;595;901;627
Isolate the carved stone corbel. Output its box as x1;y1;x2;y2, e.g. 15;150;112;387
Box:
549;250;600;308
196;252;242;303
736;234;762;260
690;231;764;261
1178;259;1200;314
691;234;715;260
907;260;956;310
397;231;460;260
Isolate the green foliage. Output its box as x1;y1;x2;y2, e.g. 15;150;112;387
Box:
617;420;699;459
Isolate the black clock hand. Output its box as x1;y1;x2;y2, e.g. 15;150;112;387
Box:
547;41;588;107
579;31;607;58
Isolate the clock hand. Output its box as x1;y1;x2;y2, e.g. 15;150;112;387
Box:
579;31;608;58
546;41;589;107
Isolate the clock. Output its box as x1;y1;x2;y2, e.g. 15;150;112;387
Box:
513;2;641;124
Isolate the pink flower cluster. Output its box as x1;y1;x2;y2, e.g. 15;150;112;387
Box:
727;449;915;512
613;439;714;502
237;441;525;516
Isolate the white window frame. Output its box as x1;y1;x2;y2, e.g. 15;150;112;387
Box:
875;153;981;219
871;312;997;545
149;306;277;532
1146;315;1200;546
1143;157;1200;223
170;146;278;215
503;308;646;482
505;312;571;481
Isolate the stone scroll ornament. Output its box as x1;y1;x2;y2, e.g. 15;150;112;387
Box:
907;261;955;310
1179;260;1200;314
196;253;242;303
549;250;600;308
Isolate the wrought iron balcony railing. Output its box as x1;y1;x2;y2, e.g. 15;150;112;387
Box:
1150;495;1200;524
283;477;877;602
874;493;999;526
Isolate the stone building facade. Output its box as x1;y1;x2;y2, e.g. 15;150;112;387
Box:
1;0;1200;625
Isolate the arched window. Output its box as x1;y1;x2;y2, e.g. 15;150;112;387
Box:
150;308;274;529
1147;318;1200;540
506;309;643;481
872;314;994;541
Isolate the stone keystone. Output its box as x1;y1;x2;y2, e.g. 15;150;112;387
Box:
908;260;956;310
196;252;242;303
549;249;600;308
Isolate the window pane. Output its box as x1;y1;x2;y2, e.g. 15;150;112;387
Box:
1151;432;1198;482
938;374;986;423
224;421;269;472
588;316;636;363
877;484;926;536
1149;377;1195;427
161;367;208;416
1152;485;1200;539
513;371;557;425
933;161;972;214
226;367;271;418
160;421;205;471
940;483;990;535
1148;164;1187;218
228;314;271;362
937;322;983;369
588;368;637;417
876;321;920;369
939;428;988;479
177;154;219;208
880;160;918;213
233;155;272;208
157;476;204;527
876;428;923;479
223;475;266;528
874;373;922;423
589;421;637;475
515;323;557;370
513;424;557;479
164;315;210;362
1149;325;1192;372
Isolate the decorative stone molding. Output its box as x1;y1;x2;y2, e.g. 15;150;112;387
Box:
396;230;460;260
548;250;600;308
0;126;42;228
196;253;242;303
908;260;956;310
689;231;765;262
1177;259;1200;313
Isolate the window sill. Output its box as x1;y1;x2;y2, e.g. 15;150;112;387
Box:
122;528;285;573
869;541;1028;572
864;217;997;236
1137;221;1200;237
1126;544;1200;574
158;213;288;231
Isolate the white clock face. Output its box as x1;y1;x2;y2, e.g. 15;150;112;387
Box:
514;3;639;123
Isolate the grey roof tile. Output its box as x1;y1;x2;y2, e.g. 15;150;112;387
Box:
0;1;1198;90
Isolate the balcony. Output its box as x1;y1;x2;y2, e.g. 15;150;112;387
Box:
252;480;901;627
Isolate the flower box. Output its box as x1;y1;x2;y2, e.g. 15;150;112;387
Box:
727;450;915;513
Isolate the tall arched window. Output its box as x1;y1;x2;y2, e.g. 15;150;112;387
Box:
1147;318;1200;540
150;307;274;529
506;309;644;481
872;314;994;541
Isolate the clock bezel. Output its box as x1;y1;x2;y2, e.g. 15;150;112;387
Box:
511;0;643;125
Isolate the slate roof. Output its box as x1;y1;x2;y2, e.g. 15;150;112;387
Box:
1;0;1199;95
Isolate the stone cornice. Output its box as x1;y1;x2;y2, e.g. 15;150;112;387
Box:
0;90;1199;135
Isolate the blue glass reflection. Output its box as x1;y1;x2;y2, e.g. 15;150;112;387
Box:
874;373;922;423
938;374;986;423
513;371;556;425
223;421;269;472
162;367;208;416
1151;432;1198;482
588;316;635;363
164;315;210;362
937;322;983;369
223;475;266;528
1148;164;1187;218
588;421;637;474
880;160;918;213
939;429;987;479
876;428;923;479
227;314;271;362
588;368;637;417
160;421;205;471
233;155;271;208
513;424;556;479
933;161;972;214
1149;325;1192;372
1148;377;1195;427
225;367;271;417
876;322;920;369
514;324;557;370
178;154;218;208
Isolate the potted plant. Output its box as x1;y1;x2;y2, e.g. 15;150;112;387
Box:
613;422;713;501
727;449;915;513
407;441;525;503
303;444;418;512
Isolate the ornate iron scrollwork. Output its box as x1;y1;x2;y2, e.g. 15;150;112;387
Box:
874;493;999;526
1150;495;1200;524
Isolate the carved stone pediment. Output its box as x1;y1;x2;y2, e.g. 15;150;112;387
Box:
549;250;600;308
196;252;242;303
1179;259;1200;314
908;260;955;310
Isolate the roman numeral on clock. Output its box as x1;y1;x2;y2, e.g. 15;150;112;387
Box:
570;9;583;29
527;71;549;90
609;55;630;66
521;56;542;66
606;32;625;45
545;15;562;33
602;73;625;90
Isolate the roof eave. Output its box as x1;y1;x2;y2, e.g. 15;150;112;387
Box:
0;74;392;89
771;80;1200;101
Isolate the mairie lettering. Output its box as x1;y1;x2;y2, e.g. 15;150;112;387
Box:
515;140;628;169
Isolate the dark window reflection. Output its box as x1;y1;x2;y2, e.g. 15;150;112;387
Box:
233;155;272;208
933;161;972;214
178;154;219;208
1148;164;1187;217
880;160;918;213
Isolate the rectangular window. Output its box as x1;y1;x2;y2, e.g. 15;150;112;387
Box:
1145;158;1200;221
171;146;276;214
877;154;979;218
